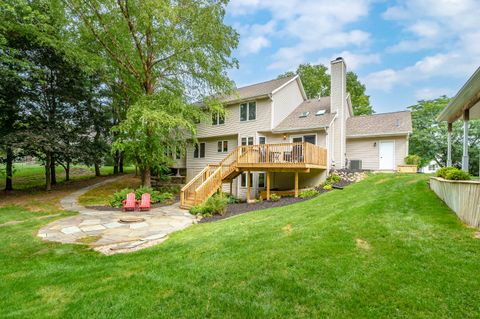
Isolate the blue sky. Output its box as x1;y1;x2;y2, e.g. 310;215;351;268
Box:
224;0;480;113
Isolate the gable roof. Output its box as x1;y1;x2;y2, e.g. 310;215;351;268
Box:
220;75;298;104
273;98;336;133
346;111;412;138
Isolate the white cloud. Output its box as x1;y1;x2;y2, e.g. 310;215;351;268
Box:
366;0;480;91
415;87;454;100
228;0;372;69
332;51;380;70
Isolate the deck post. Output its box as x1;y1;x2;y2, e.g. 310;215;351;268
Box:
247;171;251;202
462;109;469;172
447;122;452;167
294;171;299;198
266;171;271;200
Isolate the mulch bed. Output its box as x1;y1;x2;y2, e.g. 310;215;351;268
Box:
198;197;311;223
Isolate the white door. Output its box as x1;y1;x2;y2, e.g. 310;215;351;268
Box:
379;141;395;170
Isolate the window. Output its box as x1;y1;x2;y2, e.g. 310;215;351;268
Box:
299;111;310;118
258;173;265;188
212;112;225;125
217;140;228;153
293;135;316;145
315;110;326;116
241;172;253;187
241;137;254;145
194;142;205;158
258;136;266;144
240;101;256;121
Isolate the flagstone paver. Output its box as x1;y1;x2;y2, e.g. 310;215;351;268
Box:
38;175;195;255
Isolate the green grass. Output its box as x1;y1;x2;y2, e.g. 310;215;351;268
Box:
1;174;479;318
0;163;135;189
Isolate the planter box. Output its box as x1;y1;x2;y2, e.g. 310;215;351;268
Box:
397;165;417;173
430;177;480;227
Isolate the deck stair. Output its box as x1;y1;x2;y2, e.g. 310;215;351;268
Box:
180;142;327;209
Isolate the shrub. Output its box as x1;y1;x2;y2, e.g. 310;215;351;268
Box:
189;194;229;217
445;169;471;181
405;154;421;165
109;186;174;207
109;188;135;208
326;173;341;184
222;192;240;204
435;166;457;178
299;189;320;198
323;184;332;191
156;185;181;194
269;193;281;202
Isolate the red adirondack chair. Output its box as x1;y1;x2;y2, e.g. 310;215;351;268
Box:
138;193;151;211
122;192;137;211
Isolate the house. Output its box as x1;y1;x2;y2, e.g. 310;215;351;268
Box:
420;160;440;174
179;57;412;208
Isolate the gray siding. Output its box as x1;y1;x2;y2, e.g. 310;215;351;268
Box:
346;136;408;170
271;79;304;128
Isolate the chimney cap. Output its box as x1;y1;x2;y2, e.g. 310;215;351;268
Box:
335;57;343;61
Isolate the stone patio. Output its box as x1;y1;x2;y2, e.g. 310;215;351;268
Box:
38;175;195;255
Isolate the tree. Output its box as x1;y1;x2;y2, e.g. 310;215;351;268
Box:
278;63;374;115
66;0;239;186
408;96;480;174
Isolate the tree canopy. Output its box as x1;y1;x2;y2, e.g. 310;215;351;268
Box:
278;63;374;115
408;96;479;174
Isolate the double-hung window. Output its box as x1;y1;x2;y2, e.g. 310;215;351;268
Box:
212;112;225;125
241;137;254;146
194;142;205;158
240;101;256;121
217;141;228;153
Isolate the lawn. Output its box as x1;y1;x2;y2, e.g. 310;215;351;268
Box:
1;174;479;318
77;175;141;206
0;163;135;190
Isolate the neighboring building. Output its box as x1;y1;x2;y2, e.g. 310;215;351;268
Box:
178;58;412;207
420;160;440;174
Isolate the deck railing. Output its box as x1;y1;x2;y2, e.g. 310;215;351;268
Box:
180;142;327;208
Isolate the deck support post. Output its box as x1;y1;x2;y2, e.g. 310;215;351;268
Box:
462;109;469;172
294;171;299;198
266;171;271;200
247;171;251;202
447;122;452;167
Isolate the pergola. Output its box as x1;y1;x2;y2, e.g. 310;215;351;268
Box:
437;67;480;172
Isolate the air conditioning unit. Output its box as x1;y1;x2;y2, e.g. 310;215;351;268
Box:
350;160;362;170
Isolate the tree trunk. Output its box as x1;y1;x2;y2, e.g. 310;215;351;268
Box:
65;161;70;182
142;167;152;187
113;150;120;174
119;152;124;173
5;146;13;191
45;152;52;191
94;163;101;176
50;155;57;185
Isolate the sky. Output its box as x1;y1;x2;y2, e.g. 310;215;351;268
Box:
224;0;480;113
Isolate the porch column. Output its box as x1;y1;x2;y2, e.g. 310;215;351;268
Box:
294;171;299;198
246;171;251;202
266;171;271;200
447;122;452;167
462;109;469;172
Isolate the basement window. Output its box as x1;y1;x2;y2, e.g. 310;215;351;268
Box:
299;111;310;118
316;110;326;116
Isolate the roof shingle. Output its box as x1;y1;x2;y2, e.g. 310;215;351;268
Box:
273;98;335;132
346;111;412;137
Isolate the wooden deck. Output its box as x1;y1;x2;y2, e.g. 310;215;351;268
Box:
180;142;327;208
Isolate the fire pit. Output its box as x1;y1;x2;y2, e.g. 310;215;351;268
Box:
118;216;146;224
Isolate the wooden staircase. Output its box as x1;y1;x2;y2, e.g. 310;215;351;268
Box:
180;142;327;209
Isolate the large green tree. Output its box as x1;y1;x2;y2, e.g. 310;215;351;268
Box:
278;63;374;115
408;96;479;174
66;0;239;186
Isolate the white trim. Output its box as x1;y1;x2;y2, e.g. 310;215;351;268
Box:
378;140;395;170
271;75;299;95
